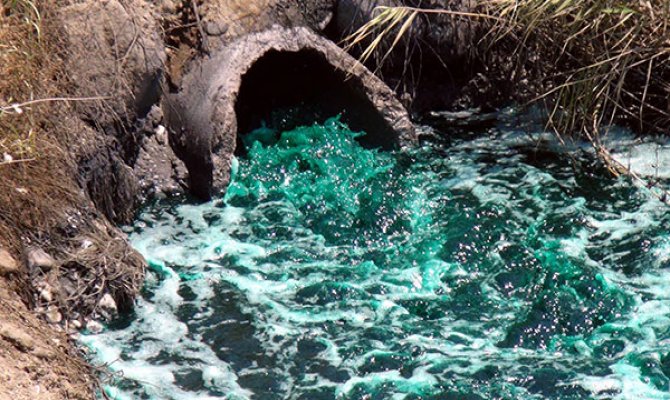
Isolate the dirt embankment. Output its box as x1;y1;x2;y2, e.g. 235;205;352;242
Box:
0;0;196;396
1;0;165;397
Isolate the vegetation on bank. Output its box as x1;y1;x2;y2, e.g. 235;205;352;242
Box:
345;1;670;149
0;0;80;254
1;0;43;164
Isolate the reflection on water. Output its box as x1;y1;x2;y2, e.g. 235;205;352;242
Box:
84;117;670;400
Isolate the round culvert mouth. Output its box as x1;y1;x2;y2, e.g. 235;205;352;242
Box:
234;48;401;153
167;26;415;200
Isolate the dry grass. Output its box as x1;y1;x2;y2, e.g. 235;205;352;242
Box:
343;7;418;69
0;0;80;250
341;2;670;205
53;223;145;318
1;0;146;289
343;2;670;143
485;0;670;141
0;4;100;397
342;5;496;76
0;0;43;163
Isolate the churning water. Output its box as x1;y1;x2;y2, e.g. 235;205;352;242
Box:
83;116;670;399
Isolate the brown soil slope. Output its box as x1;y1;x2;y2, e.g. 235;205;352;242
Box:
1;1;153;397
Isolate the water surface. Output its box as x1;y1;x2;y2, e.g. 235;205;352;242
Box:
84;117;670;399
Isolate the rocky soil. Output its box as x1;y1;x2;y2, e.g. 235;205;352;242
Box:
0;271;91;400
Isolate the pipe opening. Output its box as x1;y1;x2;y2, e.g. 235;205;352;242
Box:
234;49;399;155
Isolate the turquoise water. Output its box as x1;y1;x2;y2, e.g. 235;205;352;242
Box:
83;117;670;399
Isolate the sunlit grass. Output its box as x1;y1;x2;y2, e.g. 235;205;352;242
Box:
0;0;45;164
486;0;670;138
343;1;670;143
2;0;41;38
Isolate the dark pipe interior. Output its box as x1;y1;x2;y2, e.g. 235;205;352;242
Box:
234;49;399;154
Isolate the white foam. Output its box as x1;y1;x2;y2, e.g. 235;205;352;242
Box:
611;142;670;179
83;123;670;399
202;365;252;398
611;363;670;400
579;376;622;395
102;386;133;400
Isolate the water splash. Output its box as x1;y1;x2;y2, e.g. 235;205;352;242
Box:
83;117;670;399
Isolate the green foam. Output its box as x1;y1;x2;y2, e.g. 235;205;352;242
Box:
84;118;670;400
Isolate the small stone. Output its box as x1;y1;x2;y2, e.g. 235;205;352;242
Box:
26;247;56;271
38;287;53;303
3;153;12;162
70;319;82;329
98;293;118;318
155;124;166;137
157;0;176;14
32;346;54;360
0;248;19;276
204;20;227;36
45;306;62;324
155;126;167;145
59;276;77;296
0;324;35;352
86;320;104;334
81;239;93;249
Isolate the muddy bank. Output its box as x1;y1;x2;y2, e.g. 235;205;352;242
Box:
1;0;167;397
